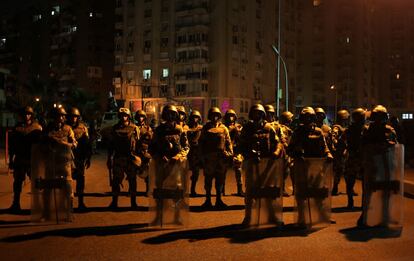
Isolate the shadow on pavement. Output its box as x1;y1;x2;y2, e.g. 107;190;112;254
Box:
339;226;402;242
142;223;321;244
80;192;148;197
73;206;149;213
0;208;31;215
189;205;245;212
331;206;362;213
1;223;163;242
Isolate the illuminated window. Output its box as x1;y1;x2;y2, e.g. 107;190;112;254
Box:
162;68;169;78
143;69;151;79
89;12;93;17
402;113;413;120
33;14;42;21
51;6;60;16
346;37;350;44
396;73;400;80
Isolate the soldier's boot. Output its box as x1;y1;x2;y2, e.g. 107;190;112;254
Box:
77;194;87;210
237;184;245;197
145;176;149;197
242;198;252;226
201;194;213;208
9;193;21;213
345;175;356;209
347;195;354;209
215;184;227;209
129;178;138;209
190;181;197;197
331;183;339;196
109;183;120;209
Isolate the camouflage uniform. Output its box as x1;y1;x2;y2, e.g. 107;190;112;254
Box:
149;105;189;224
68;108;92;209
187;110;203;196
343;108;366;208
240;104;284;225
223;109;244;196
279;111;295;195
135;110;153;194
42;107;77;216
8;106;43;211
287;107;333;226
199;107;233;208
358;105;398;227
330;110;350;195
107;108;141;208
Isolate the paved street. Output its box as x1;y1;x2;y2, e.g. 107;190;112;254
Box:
0;152;413;261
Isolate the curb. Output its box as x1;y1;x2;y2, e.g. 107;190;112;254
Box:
404;180;414;197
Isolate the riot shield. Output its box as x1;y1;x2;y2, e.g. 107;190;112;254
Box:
148;158;190;227
31;142;73;223
362;144;404;228
243;158;284;226
293;158;333;228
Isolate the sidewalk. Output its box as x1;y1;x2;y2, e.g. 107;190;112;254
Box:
404;168;414;196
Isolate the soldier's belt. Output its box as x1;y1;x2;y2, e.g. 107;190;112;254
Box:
251;187;281;199
370;180;400;193
35;177;66;190
296;187;329;199
153;188;185;199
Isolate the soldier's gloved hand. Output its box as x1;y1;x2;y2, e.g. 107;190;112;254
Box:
162;156;170;163
85;159;91;169
326;154;334;163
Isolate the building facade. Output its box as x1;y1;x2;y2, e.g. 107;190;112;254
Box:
113;0;280;121
0;0;114;111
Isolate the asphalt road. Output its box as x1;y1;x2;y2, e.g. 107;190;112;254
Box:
0;152;413;261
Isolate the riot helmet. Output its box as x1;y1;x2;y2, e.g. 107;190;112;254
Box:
299;106;316;125
177;106;187;122
248;104;266;122
370;105;389;123
208;107;222;122
134;109;147;123
118;107;131;119
280;111;294;125
351;108;366;124
161;104;179;122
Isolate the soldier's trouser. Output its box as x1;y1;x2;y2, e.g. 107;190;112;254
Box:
12;164;31;204
345;155;363;206
190;167;200;193
112;158;137;204
204;160;227;200
333;158;346;189
72;161;86;196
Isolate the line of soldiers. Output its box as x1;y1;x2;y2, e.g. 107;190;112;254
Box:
8;106;91;213
8;102;401;228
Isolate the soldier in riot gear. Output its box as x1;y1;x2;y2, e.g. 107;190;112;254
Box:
199;107;233;209
358;105;398;227
343;108;366;209
223;109;244;196
264;105;286;146
107;107;141;209
177;106;189;132
280;111;295;196
187;110;203;196
331;109;350;195
240;104;284;225
149;104;189;225
288;107;333;227
315;107;332;138
134;110;153;194
40;106;77;220
8;106;43;212
67;107;92;209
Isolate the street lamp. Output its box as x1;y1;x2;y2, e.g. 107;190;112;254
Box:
330;84;338;121
271;44;289;115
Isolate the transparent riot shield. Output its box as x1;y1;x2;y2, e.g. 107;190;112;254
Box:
31;142;73;223
148;158;190;227
244;158;284;227
294;158;333;228
362;144;404;228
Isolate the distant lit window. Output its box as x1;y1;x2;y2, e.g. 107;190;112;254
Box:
143;69;151;79
346;37;350;43
89;12;93;17
402;113;413;120
0;38;6;48
72;26;77;32
33;14;42;21
51;6;60;16
396;73;400;80
127;71;135;82
162;68;169;78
